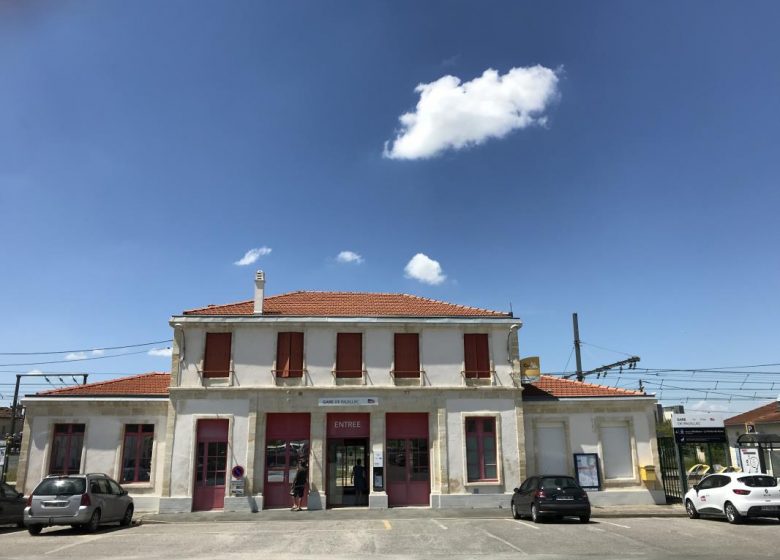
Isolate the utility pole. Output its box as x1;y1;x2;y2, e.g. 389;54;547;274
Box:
572;313;583;381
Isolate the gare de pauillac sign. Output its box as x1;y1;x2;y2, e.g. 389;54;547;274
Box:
672;414;727;444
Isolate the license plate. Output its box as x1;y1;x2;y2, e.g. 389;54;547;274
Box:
43;501;68;507
556;496;574;501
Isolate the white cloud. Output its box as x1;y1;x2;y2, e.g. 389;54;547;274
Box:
404;253;446;285
336;251;364;264
65;352;87;361
686;400;731;413
148;347;173;358
234;247;272;266
91;349;104;356
27;369;43;375
384;66;559;160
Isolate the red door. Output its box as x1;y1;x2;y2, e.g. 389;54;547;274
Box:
264;413;310;509
386;413;430;506
193;419;229;511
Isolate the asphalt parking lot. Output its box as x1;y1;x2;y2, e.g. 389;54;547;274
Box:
0;513;778;560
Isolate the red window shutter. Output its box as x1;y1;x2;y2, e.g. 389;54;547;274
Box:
204;333;231;378
393;333;420;378
276;332;291;377
277;332;304;378
464;334;490;378
337;333;362;378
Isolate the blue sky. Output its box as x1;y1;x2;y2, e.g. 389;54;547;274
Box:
1;1;779;412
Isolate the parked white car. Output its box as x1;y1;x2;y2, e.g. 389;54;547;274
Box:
684;472;780;523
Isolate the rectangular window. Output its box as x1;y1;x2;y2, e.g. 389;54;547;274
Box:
276;332;304;378
336;333;362;378
49;424;85;475
463;334;490;378
121;424;154;483
601;424;634;479
203;332;232;378
393;333;420;378
465;417;498;482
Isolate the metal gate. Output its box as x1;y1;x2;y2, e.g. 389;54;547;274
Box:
657;436;684;503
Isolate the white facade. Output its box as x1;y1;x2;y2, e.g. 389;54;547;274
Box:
16;281;664;511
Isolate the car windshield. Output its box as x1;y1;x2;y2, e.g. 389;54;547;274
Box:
737;475;778;488
540;477;579;490
33;478;86;496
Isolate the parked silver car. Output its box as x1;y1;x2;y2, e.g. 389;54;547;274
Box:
24;473;133;535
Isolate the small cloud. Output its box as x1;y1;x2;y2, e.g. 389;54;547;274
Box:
336;251;364;264
441;54;461;68
65;352;87;361
148;347;173;358
27;369;43;375
234;247;272;266
404;253;446;285
91;349;104;356
384;65;560;160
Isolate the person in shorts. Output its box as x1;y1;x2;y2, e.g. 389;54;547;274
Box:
291;460;308;511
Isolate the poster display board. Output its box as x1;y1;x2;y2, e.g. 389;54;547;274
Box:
739;448;761;473
573;453;601;490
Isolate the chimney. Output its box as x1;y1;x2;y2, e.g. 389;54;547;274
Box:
254;270;265;314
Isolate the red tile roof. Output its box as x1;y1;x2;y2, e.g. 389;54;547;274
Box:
183;291;511;318
523;375;647;399
725;401;780;426
35;373;171;397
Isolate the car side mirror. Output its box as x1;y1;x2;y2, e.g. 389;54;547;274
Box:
121;490;128;496
513;487;520;493
693;484;699;493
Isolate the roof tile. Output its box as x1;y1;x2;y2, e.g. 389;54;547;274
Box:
523;375;646;399
36;373;170;397
725;401;780;426
183;291;511;318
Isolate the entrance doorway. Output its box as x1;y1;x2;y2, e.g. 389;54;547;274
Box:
264;413;310;509
193;419;229;511
386;413;430;506
327;438;369;507
326;413;370;508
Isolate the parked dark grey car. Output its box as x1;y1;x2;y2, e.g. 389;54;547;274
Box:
24;474;133;535
0;482;26;527
511;475;591;523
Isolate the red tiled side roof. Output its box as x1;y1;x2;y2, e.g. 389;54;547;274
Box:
183;291;511;318
523;375;647;399
725;401;780;426
36;373;170;397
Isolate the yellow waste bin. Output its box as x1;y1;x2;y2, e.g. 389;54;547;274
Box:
640;465;657;482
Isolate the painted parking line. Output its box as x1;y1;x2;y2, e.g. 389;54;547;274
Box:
431;518;448;530
599;520;631;529
45;534;106;555
504;518;541;530
480;528;527;554
383;519;392;530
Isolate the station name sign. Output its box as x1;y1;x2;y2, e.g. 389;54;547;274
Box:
672;413;727;444
318;397;379;407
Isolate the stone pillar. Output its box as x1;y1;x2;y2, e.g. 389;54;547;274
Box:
514;395;527;481
368;410;388;509
307;410;326;510
430;402;449;507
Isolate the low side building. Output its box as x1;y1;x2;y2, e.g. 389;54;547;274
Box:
725;400;780;476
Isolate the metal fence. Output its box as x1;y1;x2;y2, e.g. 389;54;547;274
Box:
657;436;684;503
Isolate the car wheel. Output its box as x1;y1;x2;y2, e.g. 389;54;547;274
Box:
531;503;540;523
580;515;590;523
86;510;101;533
724;502;742;524
685;499;700;519
511;502;522;520
27;525;43;536
120;505;134;527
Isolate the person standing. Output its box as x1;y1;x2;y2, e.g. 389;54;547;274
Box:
351;458;367;505
291;460;308;511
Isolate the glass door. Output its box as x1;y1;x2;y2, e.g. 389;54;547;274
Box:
387;438;430;506
265;439;310;509
327;438;368;507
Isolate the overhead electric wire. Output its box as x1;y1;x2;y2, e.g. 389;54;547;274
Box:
0;339;172;356
579;341;636;358
0;348;161;367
